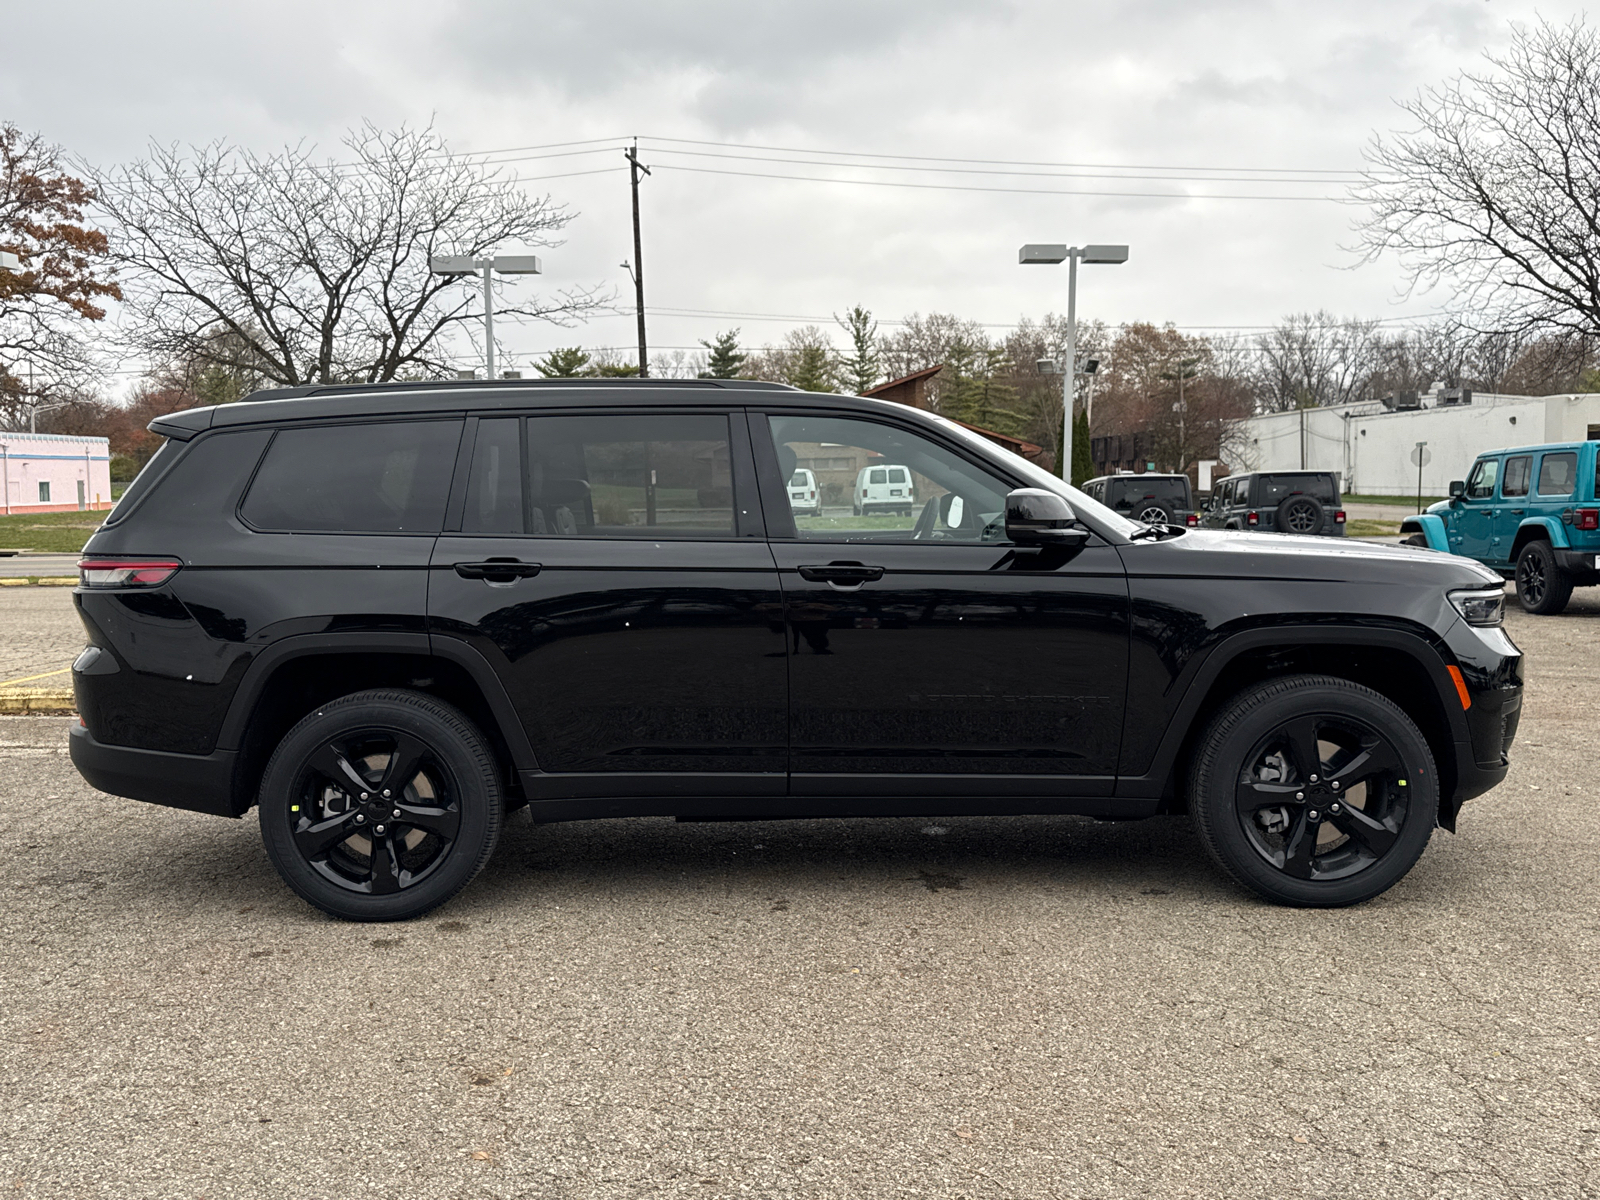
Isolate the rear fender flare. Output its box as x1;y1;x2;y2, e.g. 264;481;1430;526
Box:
1511;517;1567;559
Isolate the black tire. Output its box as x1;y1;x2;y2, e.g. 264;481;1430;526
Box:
1189;674;1437;907
1515;540;1572;615
1400;533;1429;548
258;689;503;921
1276;495;1325;535
1134;502;1175;526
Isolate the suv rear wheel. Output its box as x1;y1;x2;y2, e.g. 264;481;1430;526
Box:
1135;502;1175;525
1189;675;1437;907
258;689;504;921
1515;540;1572;615
1276;495;1324;534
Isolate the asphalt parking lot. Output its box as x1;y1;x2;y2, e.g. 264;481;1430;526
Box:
1;586;1597;1199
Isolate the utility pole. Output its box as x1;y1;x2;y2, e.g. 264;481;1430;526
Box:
625;140;651;378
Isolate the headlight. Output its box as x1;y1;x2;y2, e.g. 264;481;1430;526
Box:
1449;586;1505;626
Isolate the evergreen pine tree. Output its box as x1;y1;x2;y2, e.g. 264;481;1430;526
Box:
835;305;881;394
698;330;747;378
1071;408;1093;486
788;344;837;392
535;347;591;377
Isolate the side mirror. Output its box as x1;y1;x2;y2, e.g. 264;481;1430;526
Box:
1006;488;1090;547
1448;480;1465;500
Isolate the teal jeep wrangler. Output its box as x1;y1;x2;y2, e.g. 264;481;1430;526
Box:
1400;441;1600;614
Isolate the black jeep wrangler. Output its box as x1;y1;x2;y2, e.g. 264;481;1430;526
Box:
71;381;1519;919
1203;471;1347;536
1080;473;1197;527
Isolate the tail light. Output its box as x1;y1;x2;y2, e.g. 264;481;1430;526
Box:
1186;513;1199;526
1334;510;1347;524
78;557;182;588
1246;511;1259;526
1576;508;1599;531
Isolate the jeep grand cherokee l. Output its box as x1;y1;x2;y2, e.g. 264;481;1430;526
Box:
71;380;1521;920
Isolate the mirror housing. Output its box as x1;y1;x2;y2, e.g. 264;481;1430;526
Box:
1448;480;1465;499
1006;488;1090;547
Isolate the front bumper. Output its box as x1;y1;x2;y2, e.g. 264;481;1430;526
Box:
69;722;242;818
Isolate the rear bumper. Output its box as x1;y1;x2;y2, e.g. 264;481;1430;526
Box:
69;722;242;818
1555;548;1600;584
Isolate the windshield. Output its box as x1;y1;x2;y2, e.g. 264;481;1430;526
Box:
922;412;1143;539
1256;473;1338;505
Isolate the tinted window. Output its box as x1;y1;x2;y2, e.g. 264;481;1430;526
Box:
1502;456;1531;498
769;413;1009;543
242;421;459;533
462;418;522;535
1536;452;1576;497
1466;458;1499;499
524;413;733;537
1256;474;1337;505
1106;477;1190;510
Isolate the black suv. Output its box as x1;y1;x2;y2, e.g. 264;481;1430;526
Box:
1204;471;1347;536
1081;473;1197;527
71;381;1520;920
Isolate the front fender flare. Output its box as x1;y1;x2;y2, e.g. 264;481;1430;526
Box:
1398;513;1450;552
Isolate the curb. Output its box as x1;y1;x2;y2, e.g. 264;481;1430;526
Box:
0;691;76;715
0;577;77;587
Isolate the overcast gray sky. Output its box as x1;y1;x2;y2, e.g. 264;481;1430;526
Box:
3;0;1583;373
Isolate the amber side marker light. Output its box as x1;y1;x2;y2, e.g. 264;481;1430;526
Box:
77;558;181;588
1446;665;1472;710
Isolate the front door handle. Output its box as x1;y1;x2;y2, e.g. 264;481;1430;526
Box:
797;562;885;588
455;559;542;581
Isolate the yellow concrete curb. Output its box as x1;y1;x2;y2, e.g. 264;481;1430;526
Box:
0;577;77;587
0;691;76;714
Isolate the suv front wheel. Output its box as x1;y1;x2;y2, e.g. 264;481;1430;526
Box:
259;689;504;921
1189;675;1437;907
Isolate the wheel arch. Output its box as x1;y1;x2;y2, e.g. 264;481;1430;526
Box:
1127;625;1469;830
1510;517;1566;562
1398;513;1450;552
218;634;537;817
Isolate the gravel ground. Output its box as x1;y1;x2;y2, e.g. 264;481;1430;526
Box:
1;589;1597;1199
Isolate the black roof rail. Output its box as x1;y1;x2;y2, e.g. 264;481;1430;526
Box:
239;378;802;403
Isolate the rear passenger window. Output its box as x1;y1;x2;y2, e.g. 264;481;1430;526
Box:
1536;452;1576;497
1501;456;1531;498
524;413;734;537
241;421;460;533
462;418;522;534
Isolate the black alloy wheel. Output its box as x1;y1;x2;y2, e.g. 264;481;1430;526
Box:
259;690;503;921
1189;675;1437;906
1515;540;1573;615
1277;496;1324;534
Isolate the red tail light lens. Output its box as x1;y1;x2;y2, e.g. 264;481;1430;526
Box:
1334;510;1347;524
1247;511;1259;526
1576;508;1599;531
1186;513;1199;526
78;558;182;588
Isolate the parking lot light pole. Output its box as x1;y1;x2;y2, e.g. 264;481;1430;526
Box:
1019;244;1128;482
428;254;543;380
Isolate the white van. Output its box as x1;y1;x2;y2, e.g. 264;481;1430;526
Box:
852;463;916;516
787;468;821;515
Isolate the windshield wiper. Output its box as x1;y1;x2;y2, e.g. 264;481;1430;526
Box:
1127;523;1184;541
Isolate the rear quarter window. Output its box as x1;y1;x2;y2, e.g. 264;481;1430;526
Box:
1257;474;1337;505
1536;452;1577;497
241;420;462;533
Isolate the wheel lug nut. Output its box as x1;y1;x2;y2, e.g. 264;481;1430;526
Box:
1308;809;1319;820
1330;780;1340;790
355;814;365;823
374;824;386;835
1331;803;1341;813
392;808;401;818
383;789;391;798
1296;791;1305;801
1309;774;1319;783
360;792;369;800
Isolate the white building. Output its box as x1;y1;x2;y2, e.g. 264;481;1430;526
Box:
0;431;115;514
1229;390;1600;495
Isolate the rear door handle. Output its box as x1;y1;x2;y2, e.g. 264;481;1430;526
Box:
797;563;885;587
1509;508;1525;516
455;559;542;581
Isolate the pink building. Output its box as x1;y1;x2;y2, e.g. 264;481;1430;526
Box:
0;431;114;514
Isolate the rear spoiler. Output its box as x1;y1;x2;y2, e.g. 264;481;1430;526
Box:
146;406;216;442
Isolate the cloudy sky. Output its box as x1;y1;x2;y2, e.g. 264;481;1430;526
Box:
2;0;1584;374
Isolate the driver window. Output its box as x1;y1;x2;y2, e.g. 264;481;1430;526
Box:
1466;458;1499;500
768;414;1010;543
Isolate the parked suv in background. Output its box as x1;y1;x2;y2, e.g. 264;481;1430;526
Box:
1204;471;1347;536
1400;441;1600;615
72;380;1518;920
1081;473;1198;526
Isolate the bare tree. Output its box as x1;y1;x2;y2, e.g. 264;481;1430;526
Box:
96;123;606;387
1252;312;1383;410
1354;17;1600;338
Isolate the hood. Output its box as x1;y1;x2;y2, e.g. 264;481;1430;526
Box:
1129;526;1503;587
